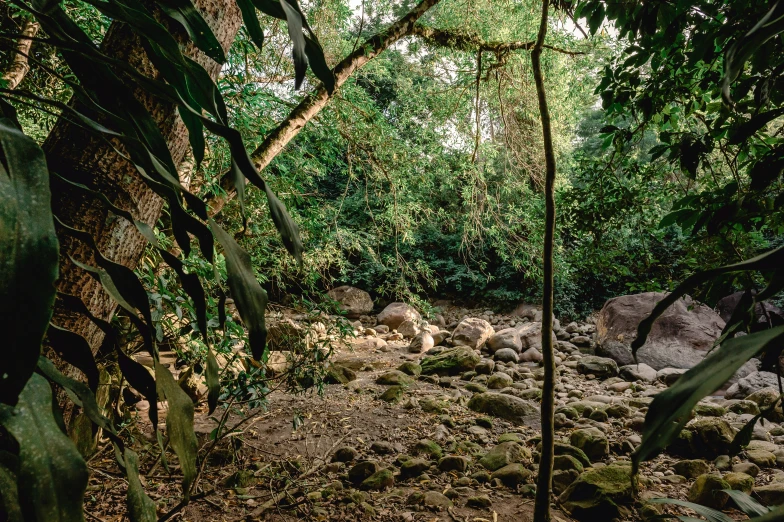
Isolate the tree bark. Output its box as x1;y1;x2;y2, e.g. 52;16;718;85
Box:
2;19;39;90
45;0;242;351
207;0;442;215
532;2;557;521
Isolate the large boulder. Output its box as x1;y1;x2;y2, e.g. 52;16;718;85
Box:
377;302;421;330
327;285;374;318
596;292;724;370
716;291;784;330
725;371;778;399
467;393;540;426
420;347;480;376
517;322;555;352
451;318;494;349
486;328;522;353
558;464;634;520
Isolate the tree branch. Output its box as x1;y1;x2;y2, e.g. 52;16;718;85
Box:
409;25;584;56
2;20;40;90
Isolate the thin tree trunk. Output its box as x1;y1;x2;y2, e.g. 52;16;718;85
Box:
2;19;39;90
532;1;556;521
45;0;243;351
207;0;442;215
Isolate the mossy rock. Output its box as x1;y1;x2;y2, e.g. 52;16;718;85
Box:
687;418;735;458
412;439;443;459
379;385;405;403
420;347;480;376
558;464;634;520
360;468;394;491
687;474;730;509
467;392;540;426
325;363;357;384
397;361;422;377
376;370;413;386
464;382;488;393
490;463;531;487
725;472;754;494
498;432;523;443
672;459;710;479
553;454;584;473
419;397;449;414
479;442;531;471
570;427;609;462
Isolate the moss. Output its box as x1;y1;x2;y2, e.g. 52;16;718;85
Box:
420;347;480;376
412;439;443;459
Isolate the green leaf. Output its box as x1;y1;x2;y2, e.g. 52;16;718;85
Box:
722;489;771;516
44;324;99;393
647;497;734;522
125;448;157;522
264;184;303;266
206;347;219;414
279;0;307;88
0;119;59;406
116;348;159;431
0;374;88;522
156;0;226;63
209;219;268;360
632;326;784;470
155;362;198;498
728;108;784;145
749;505;784;521
0;456;22;522
588;3;605;35
235;0;266;50
304;33;335;94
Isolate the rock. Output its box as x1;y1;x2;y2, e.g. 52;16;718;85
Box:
494;348;519;363
400;458;430;478
552;443;592;468
452;318;495;349
745;388;784;421
576;356;618;379
348;461;379;484
558;464;634;520
370;441;395;455
374;324;389;334
487;328;522;353
517;321;555;352
325;363;357;384
618;363;657;383
352;337;388;351
687;474;730;509
398;320;421;338
672;459;710;479
376;370;413;386
379;386;405;403
754;482;784;506
595;342;635;367
571;336;592;347
475;359;495;375
361;468;394;491
466;495;491;508
519;347;543;363
725;472;754;494
727;400;760;415
419;397;448;414
327;286;374;318
747;449;777;468
490;463;531;487
397;361;422;377
553;469;581;495
554;455;584;473
487;372;513;390
479;442;531;471
467;392;540;426
688;418;735;458
570;427;609;462
408;490;453;510
267;319;310;351
714;455;732;471
377;302;421;330
732;462;760;477
717;291;784;330
596;292;725;370
657;367;688;386
408;332;434;353
332;446;359;462
726;372;782;399
420;347;480;376
412;439;443;459
438;455;470;472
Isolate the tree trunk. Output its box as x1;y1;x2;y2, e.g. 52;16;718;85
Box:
45;0;242;351
532;1;557;521
2;19;39;90
208;0;441;215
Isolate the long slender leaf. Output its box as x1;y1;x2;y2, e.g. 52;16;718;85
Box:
722;489;771;516
0;374;88;522
209;219;268;360
647;498;734;522
156;0;225;63
235;0;265;50
0;119;59;406
124;448;157;522
44;324;99;393
749;505;784;521
155;362;198;498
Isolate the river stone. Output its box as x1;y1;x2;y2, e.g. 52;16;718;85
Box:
657;367;688;386
376;370;413;386
360;468;394;491
687;418;735;458
672;459;710;479
486;328;522;353
327;285;373;318
558;464;634;520
479;442;531;471
517;321;556;352
519;347;543;363
421;347;480;376
407;490;453;510
494;348;519;363
408;332;434;354
576;356;618;378
452;318;495;349
438;455;470;472
726;371;781;399
397;361;422;377
754;482;784;506
398;320;421;338
725;472;754;494
619;363;657;383
487;372;513;390
377;302;421;330
687;474;730;509
467;392;540;426
348;461;379;484
596;292;724;371
490;463;531;487
745;387;784;421
400;458;430;478
570;427;609;462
